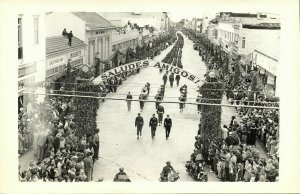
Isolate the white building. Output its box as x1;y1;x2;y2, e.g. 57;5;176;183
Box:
111;29;140;52
201;17;209;34
46;12;116;72
18;13;46;108
218;12;280;25
218;21;280;59
232;23;280;57
45;36;87;87
252;41;279;96
207;19;219;45
217;21;237;53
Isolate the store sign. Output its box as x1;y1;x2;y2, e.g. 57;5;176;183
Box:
93;60;205;86
47;55;66;67
68;49;84;61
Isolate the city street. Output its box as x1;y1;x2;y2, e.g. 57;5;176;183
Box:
18;31;267;182
92;32;228;181
13;10;282;187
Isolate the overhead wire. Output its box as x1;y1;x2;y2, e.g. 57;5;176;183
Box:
25;89;280;105
21;91;280;110
41;80;274;93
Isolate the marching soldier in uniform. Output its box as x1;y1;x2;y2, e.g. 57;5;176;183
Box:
149;114;158;139
155;92;163;110
160;85;166;98
175;74;180;87
164;115;172;140
126;92;133;111
146;82;150;95
135;113;144;139
157;105;165;126
162;73;168;85
169;73;175;87
139;94;145;111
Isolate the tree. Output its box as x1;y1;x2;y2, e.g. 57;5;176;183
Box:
199;71;224;141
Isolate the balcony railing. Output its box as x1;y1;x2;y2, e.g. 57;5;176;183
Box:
18;47;23;59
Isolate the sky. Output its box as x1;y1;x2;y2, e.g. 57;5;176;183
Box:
168;11;217;22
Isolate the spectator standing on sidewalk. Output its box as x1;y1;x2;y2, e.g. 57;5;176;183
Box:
93;128;100;161
83;152;94;181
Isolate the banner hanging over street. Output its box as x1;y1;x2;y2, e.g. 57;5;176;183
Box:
92;60;205;86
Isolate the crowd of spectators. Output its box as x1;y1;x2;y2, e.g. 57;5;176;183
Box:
18;28;177;182
182;27;279;182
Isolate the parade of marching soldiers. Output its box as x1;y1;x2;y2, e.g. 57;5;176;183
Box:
18;12;280;183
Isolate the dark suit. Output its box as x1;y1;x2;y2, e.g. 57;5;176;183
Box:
164;117;172;139
149;117;158;138
135;116;144;136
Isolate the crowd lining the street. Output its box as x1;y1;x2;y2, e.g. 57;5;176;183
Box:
18;28;177;182
182;27;279;182
18;27;279;182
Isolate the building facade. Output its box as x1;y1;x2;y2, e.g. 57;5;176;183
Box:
218;20;280;59
112;29;140;52
207;20;218;45
46;12;116;73
252;41;279;96
18;13;46;108
217;12;280;25
232;23;280;57
45;36;87;88
217;21;237;53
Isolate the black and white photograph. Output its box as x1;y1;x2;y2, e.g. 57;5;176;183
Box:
0;0;299;193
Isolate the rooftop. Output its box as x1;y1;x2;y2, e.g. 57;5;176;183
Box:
242;23;280;29
254;40;280;61
72;12;116;30
46;36;86;57
220;12;267;18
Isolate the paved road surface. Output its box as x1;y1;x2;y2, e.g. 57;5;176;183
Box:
19;32;267;182
93;32;221;182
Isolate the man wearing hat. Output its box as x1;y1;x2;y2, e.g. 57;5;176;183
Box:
135;113;144;139
161;161;175;181
113;167;131;182
149;114;158;139
164;115;172;140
